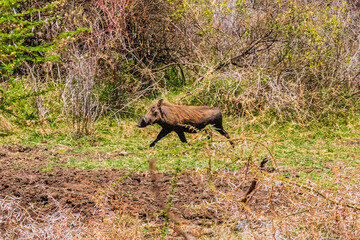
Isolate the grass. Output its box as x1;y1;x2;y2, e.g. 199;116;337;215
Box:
1;114;360;189
270;119;360;188
1;114;360;239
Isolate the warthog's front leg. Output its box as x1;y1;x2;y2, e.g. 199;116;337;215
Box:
150;128;172;147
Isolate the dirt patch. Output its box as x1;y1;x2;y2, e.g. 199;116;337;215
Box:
333;140;360;146
0;144;289;237
0;166;270;222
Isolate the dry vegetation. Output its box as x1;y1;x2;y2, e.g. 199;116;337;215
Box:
1;163;359;239
1;0;360;239
2;0;360;131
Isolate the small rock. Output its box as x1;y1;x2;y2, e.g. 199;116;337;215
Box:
235;219;249;232
119;151;128;156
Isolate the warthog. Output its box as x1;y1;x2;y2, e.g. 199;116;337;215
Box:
137;99;233;147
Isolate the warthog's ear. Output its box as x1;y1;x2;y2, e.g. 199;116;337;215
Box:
157;99;164;107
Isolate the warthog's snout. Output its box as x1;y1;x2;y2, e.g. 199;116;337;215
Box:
137;117;147;128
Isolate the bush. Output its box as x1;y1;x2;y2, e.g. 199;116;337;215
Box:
0;0;87;130
169;0;360;122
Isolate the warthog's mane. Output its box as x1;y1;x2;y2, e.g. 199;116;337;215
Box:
157;100;220;126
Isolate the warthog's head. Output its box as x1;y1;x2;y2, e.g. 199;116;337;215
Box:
137;99;164;128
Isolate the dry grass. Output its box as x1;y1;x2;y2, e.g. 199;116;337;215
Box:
0;196;151;239
1;162;359;239
199;170;360;239
0;196;85;239
0;114;13;135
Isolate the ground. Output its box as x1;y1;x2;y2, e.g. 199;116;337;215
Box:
1;118;360;239
0;144;287;238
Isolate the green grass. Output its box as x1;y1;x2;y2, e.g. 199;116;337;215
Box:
1;115;360;189
269;120;360;188
39;162;56;172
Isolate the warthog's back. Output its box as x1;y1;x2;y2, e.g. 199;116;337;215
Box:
159;102;221;127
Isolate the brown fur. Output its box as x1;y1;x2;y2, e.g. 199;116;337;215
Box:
152;100;219;126
137;99;233;147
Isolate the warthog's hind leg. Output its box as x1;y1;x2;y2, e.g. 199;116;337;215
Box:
176;131;188;143
213;125;234;147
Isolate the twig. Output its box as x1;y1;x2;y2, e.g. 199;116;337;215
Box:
240;156;273;203
215;30;275;71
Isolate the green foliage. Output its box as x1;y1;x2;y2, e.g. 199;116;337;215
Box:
273;2;348;81
0;0;58;121
0;79;35;119
0;79;61;124
0;0;60;78
161;66;185;89
0;0;89;123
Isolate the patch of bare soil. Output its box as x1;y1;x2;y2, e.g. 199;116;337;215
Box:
0;145;289;237
333;140;360;146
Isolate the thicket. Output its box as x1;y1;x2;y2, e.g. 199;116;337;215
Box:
1;0;359;135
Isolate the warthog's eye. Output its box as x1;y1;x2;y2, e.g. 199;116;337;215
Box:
151;106;156;111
